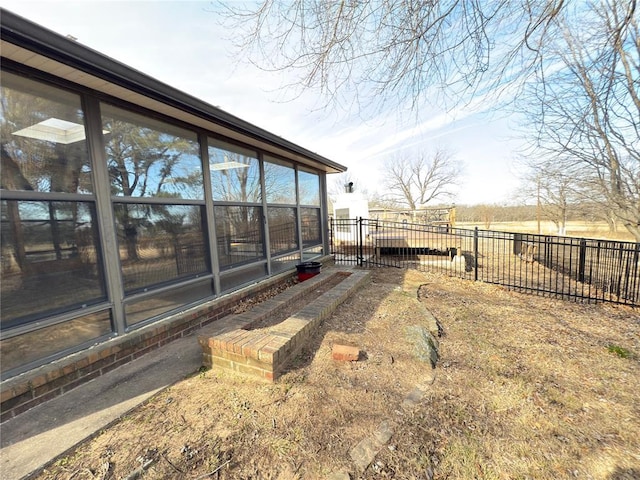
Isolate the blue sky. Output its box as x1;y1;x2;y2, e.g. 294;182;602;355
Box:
1;0;524;205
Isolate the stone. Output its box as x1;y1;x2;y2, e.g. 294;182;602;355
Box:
373;419;395;444
407;325;439;368
350;436;379;471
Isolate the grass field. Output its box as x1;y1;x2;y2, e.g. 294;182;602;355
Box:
455;221;636;242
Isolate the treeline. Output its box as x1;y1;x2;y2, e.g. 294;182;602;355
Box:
454;204;608;224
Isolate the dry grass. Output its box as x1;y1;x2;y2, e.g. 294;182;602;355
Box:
36;268;640;480
371;273;640;479
456;221;636;242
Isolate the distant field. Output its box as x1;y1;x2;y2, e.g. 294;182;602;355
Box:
456;220;636;242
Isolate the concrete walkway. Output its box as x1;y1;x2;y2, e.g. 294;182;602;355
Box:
1;332;203;480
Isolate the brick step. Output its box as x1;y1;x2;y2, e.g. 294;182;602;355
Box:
198;268;370;381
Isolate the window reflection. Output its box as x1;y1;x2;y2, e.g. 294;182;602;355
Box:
0;72;93;194
264;156;296;204
271;253;300;274
209;139;261;203
101;104;203;199
268;207;298;255
220;263;267;292
301;207;322;248
125;281;213;326
113;204;209;292
0;200;106;327
215;205;264;267
0;310;112;376
298;170;320;206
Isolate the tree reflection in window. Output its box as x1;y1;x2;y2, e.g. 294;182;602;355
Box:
1;72;93;195
101;104;203;199
0;73;106;326
264;156;295;204
102;105;204;267
208;139;261;203
298;170;320;206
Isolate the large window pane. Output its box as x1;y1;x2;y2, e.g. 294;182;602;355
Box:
0;310;112;376
268;207;298;255
1;200;106;327
264;156;295;204
113;204;209;292
125;280;213;326
302;246;323;261
272;253;300;274
0;72;93;194
101;104;203;199
215;205;264;268
301;207;322;248
298;170;320;206
209;139;261;203
220;263;267;292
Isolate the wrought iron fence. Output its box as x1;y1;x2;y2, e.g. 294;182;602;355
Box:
329;217;640;306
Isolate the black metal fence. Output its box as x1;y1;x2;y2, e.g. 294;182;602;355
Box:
329;218;640;306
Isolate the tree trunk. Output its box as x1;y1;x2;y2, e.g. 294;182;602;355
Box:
7;201;27;272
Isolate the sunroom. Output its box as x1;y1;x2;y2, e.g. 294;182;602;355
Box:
0;9;345;383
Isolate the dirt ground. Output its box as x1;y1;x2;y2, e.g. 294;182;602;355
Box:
36;268;640;480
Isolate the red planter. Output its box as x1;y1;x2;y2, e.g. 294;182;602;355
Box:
296;261;322;282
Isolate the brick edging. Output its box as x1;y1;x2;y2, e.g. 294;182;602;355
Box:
200;269;371;381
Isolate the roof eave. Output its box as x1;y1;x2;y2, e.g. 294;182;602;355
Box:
0;8;347;174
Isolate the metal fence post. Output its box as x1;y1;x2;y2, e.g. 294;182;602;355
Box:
328;216;334;255
474;227;479;281
578;239;587;283
358;217;363;266
632;243;640;303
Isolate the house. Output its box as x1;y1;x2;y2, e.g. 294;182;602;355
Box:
0;9;345;420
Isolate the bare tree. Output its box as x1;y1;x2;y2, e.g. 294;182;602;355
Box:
381;148;461;210
478;204;497;230
220;0;569;113
519;1;640;240
537;170;575;235
515;157;579;235
368;191;401;210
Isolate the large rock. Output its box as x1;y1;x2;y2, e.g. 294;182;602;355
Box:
407;325;439;369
